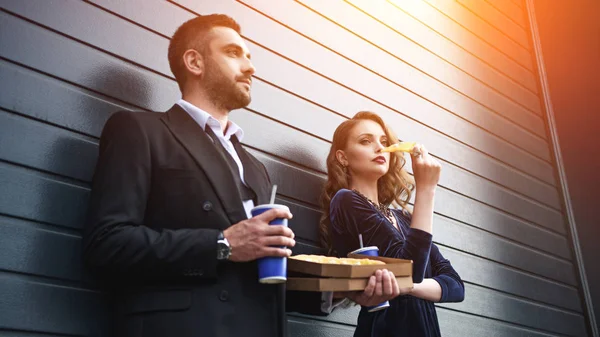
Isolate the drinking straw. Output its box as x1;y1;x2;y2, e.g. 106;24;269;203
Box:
269;184;277;204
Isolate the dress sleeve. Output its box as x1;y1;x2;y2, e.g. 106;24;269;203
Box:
430;244;465;303
329;189;433;282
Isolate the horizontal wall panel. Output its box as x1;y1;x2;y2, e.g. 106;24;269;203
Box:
248;149;324;207
289;317;353;337
89;0;190;38
0;109;98;182
384;0;536;90
456;0;530;48
0;331;76;337
0;59;132;138
0;216;83;282
0;275;110;336
437;307;562;337
0;10;178;112
440;284;587;336
0;163;89;230
435;186;568;256
276;196;322;245
422;0;534;71
439;246;582;312
1;0;170;75
435;214;575;285
293;282;586;336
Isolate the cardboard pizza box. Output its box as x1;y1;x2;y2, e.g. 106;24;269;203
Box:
287;254;412;279
286;276;413;292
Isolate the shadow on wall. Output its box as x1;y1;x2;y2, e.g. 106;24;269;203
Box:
32;64;154;336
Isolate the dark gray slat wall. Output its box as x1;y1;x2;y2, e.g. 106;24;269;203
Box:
0;167;586;336
5;0;556;194
3;0;580;304
0;121;580;290
0;275;110;336
0;13;177;114
12;0;548;218
0;109;98;182
1;332;78;337
0;0;572;294
0;105;584;334
0;0;592;334
422;0;534;71
2;48;564;220
438;247;582;312
0;215;84;283
0;74;571;277
291;308;568;337
156;0;584;334
293;279;588;336
382;0;537;92
0;1;566;237
0;167;584;334
436;307;562;337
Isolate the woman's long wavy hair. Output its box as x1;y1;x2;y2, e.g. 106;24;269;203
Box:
319;111;414;253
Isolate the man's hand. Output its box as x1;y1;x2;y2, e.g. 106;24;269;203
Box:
341;269;411;307
223;208;295;262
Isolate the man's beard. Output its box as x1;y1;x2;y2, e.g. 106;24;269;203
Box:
202;57;251;112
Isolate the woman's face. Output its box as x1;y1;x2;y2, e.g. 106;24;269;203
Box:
338;120;390;180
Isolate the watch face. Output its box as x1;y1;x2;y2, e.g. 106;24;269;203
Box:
217;241;230;260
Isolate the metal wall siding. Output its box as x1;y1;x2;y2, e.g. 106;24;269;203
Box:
0;0;590;335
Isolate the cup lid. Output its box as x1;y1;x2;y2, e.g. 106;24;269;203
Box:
349;246;379;255
251;204;290;212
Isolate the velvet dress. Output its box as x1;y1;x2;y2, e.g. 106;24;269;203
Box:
329;189;465;337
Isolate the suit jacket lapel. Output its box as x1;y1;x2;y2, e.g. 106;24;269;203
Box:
232;137;271;205
160;105;247;225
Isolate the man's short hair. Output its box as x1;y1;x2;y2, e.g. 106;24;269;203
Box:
168;14;241;91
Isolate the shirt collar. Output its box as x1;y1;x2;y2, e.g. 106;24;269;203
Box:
177;99;244;142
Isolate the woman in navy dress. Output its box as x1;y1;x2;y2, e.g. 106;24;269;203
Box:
320;111;464;336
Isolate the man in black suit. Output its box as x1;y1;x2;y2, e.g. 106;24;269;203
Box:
83;14;400;337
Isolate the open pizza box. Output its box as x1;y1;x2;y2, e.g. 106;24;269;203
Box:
286;254;413;291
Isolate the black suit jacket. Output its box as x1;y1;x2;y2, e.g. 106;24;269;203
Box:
83;105;321;337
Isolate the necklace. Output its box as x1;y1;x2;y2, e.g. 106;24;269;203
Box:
352;189;394;224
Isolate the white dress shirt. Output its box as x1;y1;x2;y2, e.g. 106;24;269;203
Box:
177;99;255;219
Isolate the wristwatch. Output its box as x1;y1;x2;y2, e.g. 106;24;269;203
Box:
217;231;232;261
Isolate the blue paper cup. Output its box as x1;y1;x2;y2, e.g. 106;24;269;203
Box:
252;204;290;284
348;246;390;313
